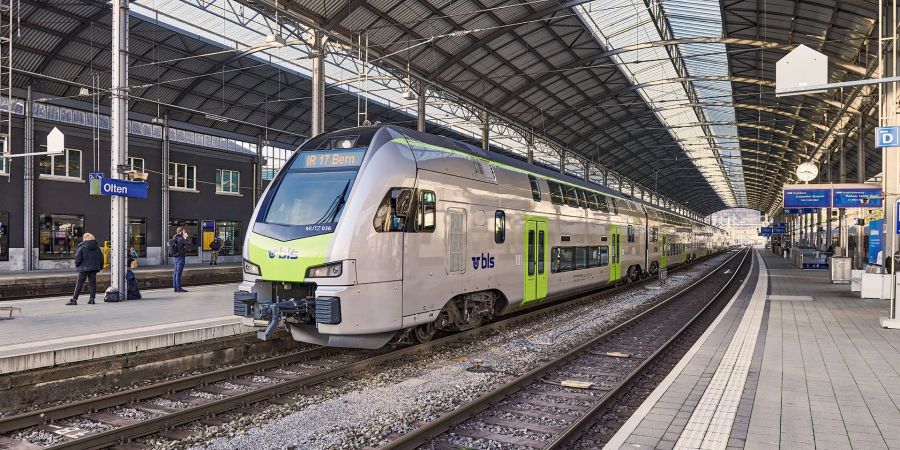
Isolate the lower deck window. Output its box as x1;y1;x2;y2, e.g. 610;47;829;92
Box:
39;214;84;260
575;247;587;269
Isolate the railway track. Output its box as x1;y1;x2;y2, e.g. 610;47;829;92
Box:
381;248;750;450
0;252;731;450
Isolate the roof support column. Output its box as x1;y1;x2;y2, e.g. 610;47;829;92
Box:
255;134;263;206
23;87;33;271
559;150;565;174
526;133;534;165
110;0;129;300
311;30;325;137
826;145;833;251
584;161;590;181
416;83;426;132
481;111;489;150
880;0;900;325
160;116;169;266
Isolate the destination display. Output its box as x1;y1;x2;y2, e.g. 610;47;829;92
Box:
832;187;881;208
293;149;366;169
783;189;830;208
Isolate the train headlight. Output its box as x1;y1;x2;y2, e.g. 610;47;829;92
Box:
306;261;342;278
243;259;262;276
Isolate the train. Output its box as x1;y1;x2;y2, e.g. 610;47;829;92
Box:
233;126;729;348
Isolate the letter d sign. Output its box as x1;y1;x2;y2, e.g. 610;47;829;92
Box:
876;126;900;148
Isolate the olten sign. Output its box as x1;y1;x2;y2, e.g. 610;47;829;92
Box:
99;177;148;198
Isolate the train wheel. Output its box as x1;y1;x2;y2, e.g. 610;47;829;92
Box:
412;323;437;343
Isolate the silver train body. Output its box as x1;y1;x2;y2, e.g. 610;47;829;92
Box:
235;126;729;348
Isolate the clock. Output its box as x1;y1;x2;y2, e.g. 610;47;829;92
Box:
796;161;818;182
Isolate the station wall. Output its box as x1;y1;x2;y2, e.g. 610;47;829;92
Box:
0;116;258;271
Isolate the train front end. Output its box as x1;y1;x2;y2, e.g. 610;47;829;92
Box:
233;126;417;348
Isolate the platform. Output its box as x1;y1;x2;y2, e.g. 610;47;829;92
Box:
0;283;252;374
607;248;900;450
0;263;242;300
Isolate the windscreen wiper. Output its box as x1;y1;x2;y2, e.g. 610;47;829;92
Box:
315;180;351;224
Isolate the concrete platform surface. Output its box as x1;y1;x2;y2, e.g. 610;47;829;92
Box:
0;283;252;373
0;263;241;300
607;248;900;450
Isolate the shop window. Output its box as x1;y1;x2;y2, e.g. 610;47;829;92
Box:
216;169;240;194
127;218;147;257
39;214;84;259
215;221;242;256
528;175;541;202
0;211;8;261
169;162;197;190
39;149;81;179
494;210;505;243
168;218;199;256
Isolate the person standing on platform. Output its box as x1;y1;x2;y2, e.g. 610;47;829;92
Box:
66;232;103;305
169;227;189;293
209;236;221;266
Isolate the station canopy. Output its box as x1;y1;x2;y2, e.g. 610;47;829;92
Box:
7;0;878;216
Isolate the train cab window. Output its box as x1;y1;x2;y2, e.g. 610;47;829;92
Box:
416;190;436;232
548;181;564;204
373;188;413;232
494;210;506;243
575;247;588;269
627;225;635;243
599;246;610;266
528;175;542;202
588;246;600;267
564;186;580;208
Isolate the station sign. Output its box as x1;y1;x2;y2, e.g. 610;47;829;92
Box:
783;188;830;208
870;219;884;264
759;226;786;236
833;187;882;208
876;126;900;148
784;207;819;214
99;177;148;198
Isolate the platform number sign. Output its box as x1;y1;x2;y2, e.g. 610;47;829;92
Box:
877;126;900;148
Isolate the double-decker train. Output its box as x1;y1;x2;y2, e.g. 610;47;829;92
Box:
234;126;728;348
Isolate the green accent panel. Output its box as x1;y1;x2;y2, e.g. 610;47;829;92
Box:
610;225;622;282
522;216;548;305
246;232;333;282
661;234;668;268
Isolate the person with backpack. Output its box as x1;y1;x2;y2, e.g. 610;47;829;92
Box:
209;236;221;266
66;232;103;305
169;227;189;292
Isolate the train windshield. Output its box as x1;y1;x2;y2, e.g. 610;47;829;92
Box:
261;132;375;229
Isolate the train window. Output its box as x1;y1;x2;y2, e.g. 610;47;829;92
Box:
528;175;542;202
587;193;600;211
575;247;588;269
564;186;580;208
578;190;589;209
610;198;618;215
597;194;609;213
373;188;412;232
599;246;610;266
649;227;659;242
559;247;575;271
588;246;600;267
527;230;535;276
627;225;635;243
416;190;437;232
548;181;564;204
551;247;560;273
495;211;506;243
538;231;545;274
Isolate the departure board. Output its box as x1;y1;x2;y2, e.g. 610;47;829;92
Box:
293;149;366;169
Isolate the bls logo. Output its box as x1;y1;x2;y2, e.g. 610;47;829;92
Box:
268;247;299;260
471;253;496;270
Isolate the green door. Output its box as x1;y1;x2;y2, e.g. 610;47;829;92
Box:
610;225;622;282
524;217;549;304
661;234;667;268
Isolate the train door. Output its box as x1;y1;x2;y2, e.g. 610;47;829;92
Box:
661;233;668;268
610;225;622;282
523;217;548;304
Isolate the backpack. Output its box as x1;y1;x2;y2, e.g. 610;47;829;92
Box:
167;237;179;257
211;239;221;251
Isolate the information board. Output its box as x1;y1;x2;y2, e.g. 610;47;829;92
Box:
869;219;884;264
832;187;881;208
783;189;831;208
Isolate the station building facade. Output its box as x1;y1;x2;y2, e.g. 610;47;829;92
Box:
0;94;293;271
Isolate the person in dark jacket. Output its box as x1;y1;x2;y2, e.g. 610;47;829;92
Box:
172;227;189;293
66;233;103;305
